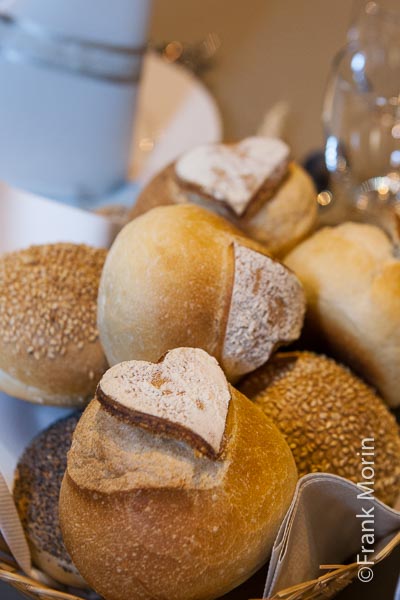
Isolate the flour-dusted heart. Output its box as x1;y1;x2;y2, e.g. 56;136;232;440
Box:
222;243;305;378
96;347;231;458
175;136;290;216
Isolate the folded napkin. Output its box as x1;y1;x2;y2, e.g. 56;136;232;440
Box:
263;473;400;599
0;183;120;253
0;470;31;575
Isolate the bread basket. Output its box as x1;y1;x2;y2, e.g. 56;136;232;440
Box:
1;177;400;600
2;465;400;600
1;531;399;599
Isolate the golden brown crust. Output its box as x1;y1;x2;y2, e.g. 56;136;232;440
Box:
98;205;236;372
240;351;400;506
128;161;317;256
242;163;317;256
285;223;400;407
0;244;108;406
98;205;305;382
130;164;179;220
60;386;297;600
0;338;107;406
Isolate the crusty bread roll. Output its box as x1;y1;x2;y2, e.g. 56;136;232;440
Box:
59;348;297;600
98;204;305;383
285;223;400;407
13;412;86;587
0;243;108;406
240;351;400;507
129;137;317;256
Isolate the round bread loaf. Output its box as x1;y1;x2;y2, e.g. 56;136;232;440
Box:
240;351;400;506
285;222;400;407
13;412;86;587
59;347;298;600
98;204;305;383
0;243;108;406
129;137;317;256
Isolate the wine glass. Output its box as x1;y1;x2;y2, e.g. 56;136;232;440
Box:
322;0;400;240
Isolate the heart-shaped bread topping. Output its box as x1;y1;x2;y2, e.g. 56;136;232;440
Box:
175;136;290;216
96;348;231;459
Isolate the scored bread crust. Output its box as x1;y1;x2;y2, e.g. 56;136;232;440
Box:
222;243;305;378
129;162;317;256
98;205;305;383
59;387;297;600
285;222;400;408
174;138;290;219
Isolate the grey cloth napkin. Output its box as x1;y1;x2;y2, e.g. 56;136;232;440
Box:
0;470;31;575
264;473;400;597
395;575;400;600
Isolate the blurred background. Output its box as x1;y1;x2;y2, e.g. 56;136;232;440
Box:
150;0;352;159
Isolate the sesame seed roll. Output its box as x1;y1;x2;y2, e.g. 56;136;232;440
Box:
0;243;108;406
240;351;400;507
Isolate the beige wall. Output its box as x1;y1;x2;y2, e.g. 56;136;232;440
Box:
150;0;353;160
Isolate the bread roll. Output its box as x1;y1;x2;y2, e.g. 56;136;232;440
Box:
13;412;86;587
285;223;400;407
0;243;108;406
129;137;317;256
240;351;400;507
98;204;305;383
59;348;297;600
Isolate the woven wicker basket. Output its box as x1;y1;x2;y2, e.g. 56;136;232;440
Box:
1;531;399;600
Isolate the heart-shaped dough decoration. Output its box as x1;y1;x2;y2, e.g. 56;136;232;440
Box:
175;137;290;217
96;348;231;459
